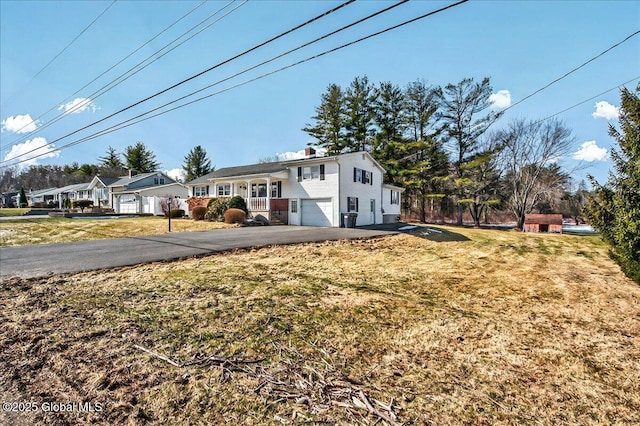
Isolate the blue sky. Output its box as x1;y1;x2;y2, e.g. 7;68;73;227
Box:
1;0;638;185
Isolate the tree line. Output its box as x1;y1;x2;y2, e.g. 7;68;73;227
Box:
0;142;213;194
303;75;579;229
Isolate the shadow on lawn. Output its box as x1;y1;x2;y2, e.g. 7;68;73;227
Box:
359;222;470;242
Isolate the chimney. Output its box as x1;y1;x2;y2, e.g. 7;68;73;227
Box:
129;169;138;178
304;147;316;159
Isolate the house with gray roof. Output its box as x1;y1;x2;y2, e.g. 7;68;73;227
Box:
186;148;404;227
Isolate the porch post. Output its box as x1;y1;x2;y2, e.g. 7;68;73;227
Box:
246;180;251;211
266;176;271;213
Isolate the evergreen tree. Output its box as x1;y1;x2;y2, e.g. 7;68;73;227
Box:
585;85;640;283
123;141;160;173
436;77;501;225
303;84;347;155
371;81;407;183
344;76;375;152
183;145;213;182
98;146;125;176
19;187;28;207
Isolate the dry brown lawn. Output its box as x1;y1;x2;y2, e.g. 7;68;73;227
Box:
0;216;230;247
1;226;639;425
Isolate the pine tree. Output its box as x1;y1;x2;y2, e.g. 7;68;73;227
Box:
183;145;213;182
123;142;160;173
98;146;125;176
303;84;347;155
585;84;640;283
344;76;375;153
19;187;28;208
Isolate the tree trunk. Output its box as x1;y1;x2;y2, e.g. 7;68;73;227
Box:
457;204;464;226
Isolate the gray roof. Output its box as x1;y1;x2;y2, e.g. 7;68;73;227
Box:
188;161;287;185
95;176;120;186
109;172;172;188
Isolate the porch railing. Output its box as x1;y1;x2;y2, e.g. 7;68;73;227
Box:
248;197;267;211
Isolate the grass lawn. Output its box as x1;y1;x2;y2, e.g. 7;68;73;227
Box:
1;226;638;425
0;208;29;217
0;216;230;247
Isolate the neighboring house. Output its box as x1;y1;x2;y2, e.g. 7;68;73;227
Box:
186;148;404;227
108;170;188;214
524;214;563;233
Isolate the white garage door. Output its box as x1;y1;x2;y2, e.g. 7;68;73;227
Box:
301;199;333;227
118;194;139;214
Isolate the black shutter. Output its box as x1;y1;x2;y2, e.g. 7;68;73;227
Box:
370;172;373;186
297;167;302;182
356;198;359;212
320;164;325;180
277;181;282;198
353;167;357;182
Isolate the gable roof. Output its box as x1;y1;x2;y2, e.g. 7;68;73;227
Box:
188;161;287;185
109;172;175;188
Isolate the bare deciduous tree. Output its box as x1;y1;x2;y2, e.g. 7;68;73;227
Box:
494;118;575;229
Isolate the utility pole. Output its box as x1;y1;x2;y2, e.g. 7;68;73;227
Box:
168;197;172;232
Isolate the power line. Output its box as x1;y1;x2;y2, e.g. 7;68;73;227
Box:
2;0;241;151
1;0;357;164
0;0;117;108
2;0;471;167
504;30;640;112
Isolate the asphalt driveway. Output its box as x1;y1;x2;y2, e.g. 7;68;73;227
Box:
0;226;397;279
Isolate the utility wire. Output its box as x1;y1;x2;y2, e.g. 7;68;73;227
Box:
1;0;208;138
0;0;117;108
503;30;640;112
2;0;240;151
2;0;470;166
1;0;356;164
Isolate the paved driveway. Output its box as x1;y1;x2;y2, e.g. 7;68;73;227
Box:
0;226;396;279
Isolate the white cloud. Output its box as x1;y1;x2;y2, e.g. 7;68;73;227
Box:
1;114;39;133
275;146;327;160
165;168;186;183
572;140;608;162
3;137;60;166
489;90;511;108
58;97;99;115
592;101;619;120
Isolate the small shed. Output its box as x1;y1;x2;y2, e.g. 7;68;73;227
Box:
524;214;563;233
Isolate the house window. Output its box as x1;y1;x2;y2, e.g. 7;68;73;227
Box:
391;190;399;205
271;182;280;198
194;186;209;197
154;177;166;185
251;183;267;197
302;165;320;181
364;171;372;185
354;168;362;183
217;184;231;196
291;200;298;213
348;197;359;212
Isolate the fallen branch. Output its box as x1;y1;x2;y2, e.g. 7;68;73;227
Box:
133;344;180;367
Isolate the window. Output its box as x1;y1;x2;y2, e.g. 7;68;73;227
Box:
391;190;399;205
348;197;359;212
354;168;372;185
297;164;325;181
303;165;320;181
251;183;267;197
217;184;231;196
194;186;209;197
271;182;281;198
354;167;362;183
364;171;372;185
291;200;298;213
154;177;166;185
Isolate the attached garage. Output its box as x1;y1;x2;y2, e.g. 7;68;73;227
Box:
117;194;139;214
301;198;333;227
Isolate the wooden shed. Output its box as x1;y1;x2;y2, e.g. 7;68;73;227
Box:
524;214;563;233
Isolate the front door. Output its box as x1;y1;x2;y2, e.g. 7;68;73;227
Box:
370;199;375;224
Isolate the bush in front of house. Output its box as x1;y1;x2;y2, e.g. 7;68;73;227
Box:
72;199;94;212
192;206;207;221
170;209;185;218
224;208;246;224
228;195;249;215
205;197;229;222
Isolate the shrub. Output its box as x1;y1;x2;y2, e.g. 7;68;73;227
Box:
205;197;229;222
224;208;246;224
228;195;249;215
170;209;185;218
47;201;57;208
192;206;207;221
73;199;93;212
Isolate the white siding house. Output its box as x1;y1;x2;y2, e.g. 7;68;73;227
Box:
186;148;404;227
